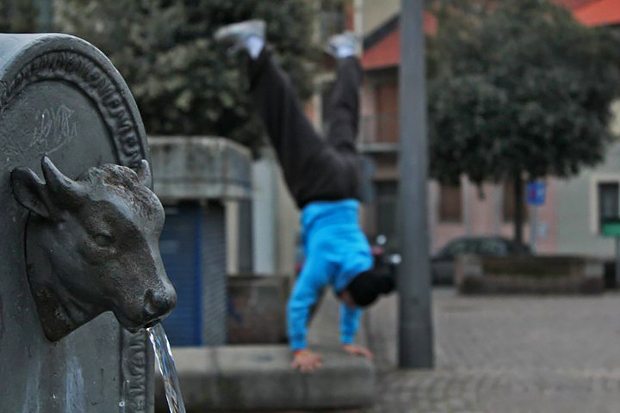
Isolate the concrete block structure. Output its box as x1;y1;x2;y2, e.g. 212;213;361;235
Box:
155;345;375;412
149;136;252;346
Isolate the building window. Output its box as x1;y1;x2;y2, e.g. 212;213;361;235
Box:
503;181;528;222
598;182;619;232
375;82;398;143
439;184;462;223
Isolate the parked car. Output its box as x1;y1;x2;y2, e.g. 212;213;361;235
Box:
431;236;531;285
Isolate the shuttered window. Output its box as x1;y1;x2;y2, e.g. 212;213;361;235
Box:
439;184;462;223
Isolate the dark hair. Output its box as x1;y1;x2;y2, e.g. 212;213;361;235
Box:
345;270;395;307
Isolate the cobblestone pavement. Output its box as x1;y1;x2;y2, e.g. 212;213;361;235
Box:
365;288;620;413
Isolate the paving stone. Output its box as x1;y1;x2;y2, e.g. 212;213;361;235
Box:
366;288;620;413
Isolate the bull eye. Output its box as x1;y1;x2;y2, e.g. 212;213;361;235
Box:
93;233;115;247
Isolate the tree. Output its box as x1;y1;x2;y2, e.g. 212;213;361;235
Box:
55;0;319;151
427;0;620;244
0;0;38;32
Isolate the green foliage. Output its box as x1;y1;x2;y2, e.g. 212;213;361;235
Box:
55;0;319;150
428;0;620;186
0;0;38;32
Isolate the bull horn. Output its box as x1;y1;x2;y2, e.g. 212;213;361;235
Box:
40;156;86;205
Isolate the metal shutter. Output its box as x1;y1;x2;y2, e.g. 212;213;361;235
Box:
160;203;203;346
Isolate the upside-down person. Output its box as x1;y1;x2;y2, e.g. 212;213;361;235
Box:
215;20;395;373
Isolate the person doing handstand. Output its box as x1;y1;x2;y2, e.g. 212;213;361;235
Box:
215;20;395;372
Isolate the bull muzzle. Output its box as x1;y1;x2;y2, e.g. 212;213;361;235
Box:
143;282;177;325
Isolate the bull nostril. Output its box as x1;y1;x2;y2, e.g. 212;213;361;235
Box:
144;288;175;317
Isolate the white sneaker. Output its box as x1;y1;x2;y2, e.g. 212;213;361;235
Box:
326;31;360;58
214;19;266;55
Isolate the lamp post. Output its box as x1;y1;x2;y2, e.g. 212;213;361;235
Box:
397;0;434;369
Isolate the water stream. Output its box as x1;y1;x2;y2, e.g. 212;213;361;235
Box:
147;324;187;413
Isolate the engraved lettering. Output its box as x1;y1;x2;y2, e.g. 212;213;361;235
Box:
0;51;146;166
31;105;77;154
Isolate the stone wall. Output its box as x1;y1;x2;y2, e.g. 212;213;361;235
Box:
227;275;290;344
456;255;605;295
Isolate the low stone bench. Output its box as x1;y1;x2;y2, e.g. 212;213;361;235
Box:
155;345;376;412
455;254;605;295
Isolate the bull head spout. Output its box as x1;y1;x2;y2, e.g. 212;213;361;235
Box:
11;156;176;341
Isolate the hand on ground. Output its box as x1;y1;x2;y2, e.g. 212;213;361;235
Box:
342;344;374;360
291;349;323;373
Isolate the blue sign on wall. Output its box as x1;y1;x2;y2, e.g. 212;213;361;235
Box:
527;181;546;206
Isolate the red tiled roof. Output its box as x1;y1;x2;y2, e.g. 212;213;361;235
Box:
362;1;620;70
553;0;599;9
362;28;400;70
361;13;436;71
573;0;620;26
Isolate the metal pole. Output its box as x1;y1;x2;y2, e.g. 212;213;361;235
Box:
530;205;538;253
615;237;620;288
397;0;434;368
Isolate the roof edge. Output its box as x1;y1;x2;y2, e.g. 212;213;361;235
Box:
363;13;399;51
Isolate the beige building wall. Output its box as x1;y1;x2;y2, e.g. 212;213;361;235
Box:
429;178;558;254
360;0;400;35
275;165;300;276
251;148;301;277
556;142;620;258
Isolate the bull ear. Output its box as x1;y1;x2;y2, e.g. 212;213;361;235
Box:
134;159;152;188
11;167;53;218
